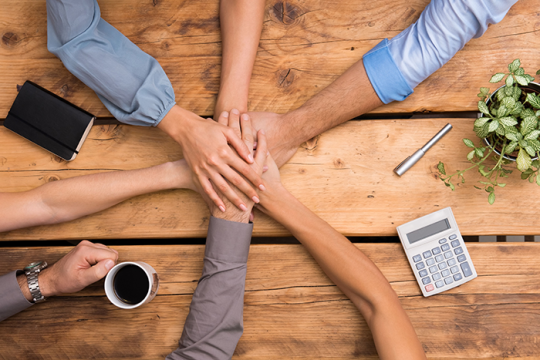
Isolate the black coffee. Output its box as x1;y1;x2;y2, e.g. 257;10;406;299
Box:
113;265;149;304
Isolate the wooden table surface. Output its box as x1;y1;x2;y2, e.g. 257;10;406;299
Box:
2;0;540;239
2;0;540;359
1;243;539;359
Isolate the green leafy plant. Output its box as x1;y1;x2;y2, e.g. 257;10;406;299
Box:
438;59;540;204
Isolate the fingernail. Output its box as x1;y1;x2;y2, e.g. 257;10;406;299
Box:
221;111;229;118
242;114;250;121
248;154;254;163
253;142;257;149
260;129;266;135
263;166;269;171
105;260;115;271
232;109;240;115
240;204;248;211
267;151;270;155
252;196;260;203
249;213;254;222
259;184;266;191
219;205;226;212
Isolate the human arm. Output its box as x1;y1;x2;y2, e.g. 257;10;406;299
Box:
1;241;118;322
214;0;265;118
0;161;193;233
256;156;426;360
167;118;267;359
46;0;263;211
249;0;518;167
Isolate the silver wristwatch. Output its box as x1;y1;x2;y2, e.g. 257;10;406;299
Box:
24;261;48;303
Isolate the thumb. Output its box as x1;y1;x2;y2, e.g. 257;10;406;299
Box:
81;259;116;286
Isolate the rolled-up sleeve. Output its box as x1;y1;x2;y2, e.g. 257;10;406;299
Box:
363;0;518;104
0;271;33;322
46;0;176;126
167;217;253;360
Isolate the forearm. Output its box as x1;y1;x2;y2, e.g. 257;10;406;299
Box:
0;162;192;232
263;188;424;359
281;59;382;147
215;0;265;114
37;162;191;223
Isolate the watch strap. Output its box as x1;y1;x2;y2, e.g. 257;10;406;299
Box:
24;262;47;303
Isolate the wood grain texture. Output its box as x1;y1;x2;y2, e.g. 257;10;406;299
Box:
2;118;540;240
1;243;539;359
1;0;539;118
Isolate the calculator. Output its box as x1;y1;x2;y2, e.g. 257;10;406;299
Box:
396;207;477;297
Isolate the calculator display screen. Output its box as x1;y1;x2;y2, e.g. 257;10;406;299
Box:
407;219;450;244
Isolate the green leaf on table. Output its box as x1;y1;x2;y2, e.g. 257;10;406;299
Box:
498;116;518;127
497;89;506;102
537;174;540;186
525;74;535;82
537;69;540;75
525;130;540;140
478;101;490;115
502;97;516;109
515;75;529;86
490;73;506;83
521;116;537;135
530;175;535;183
516;67;525;76
488;120;499;132
517;147;532;172
475;123;490;139
505;140;518;153
463;138;475;148
467;150;475;161
497;105;508;117
475;117;491;127
488;192;496;205
437;161;446;175
526;93;540;109
509;59;521;72
498;183;506;187
506;74;514;87
521;171;530;179
475;148;484;158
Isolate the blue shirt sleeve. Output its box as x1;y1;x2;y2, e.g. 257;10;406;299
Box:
46;0;176;126
363;0;518;104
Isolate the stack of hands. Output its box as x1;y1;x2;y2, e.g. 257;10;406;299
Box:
27;113;287;300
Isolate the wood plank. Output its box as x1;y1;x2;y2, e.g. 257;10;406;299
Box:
3;118;540;240
1;243;539;359
1;0;539;118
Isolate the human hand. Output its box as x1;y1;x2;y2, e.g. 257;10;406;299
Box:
38;241;118;297
200;112;269;223
247;111;299;167
157;105;264;212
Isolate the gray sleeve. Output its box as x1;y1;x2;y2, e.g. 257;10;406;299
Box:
0;271;33;322
166;217;253;360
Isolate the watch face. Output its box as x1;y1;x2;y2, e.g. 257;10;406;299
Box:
25;261;44;271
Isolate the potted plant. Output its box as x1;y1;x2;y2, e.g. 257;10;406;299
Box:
438;59;540;204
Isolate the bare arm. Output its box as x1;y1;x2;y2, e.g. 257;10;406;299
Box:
0;161;193;233
214;0;265;118
258;156;426;360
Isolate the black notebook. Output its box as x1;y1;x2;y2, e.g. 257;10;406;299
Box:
5;81;95;161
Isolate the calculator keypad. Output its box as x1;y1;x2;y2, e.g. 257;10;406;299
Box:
411;234;474;296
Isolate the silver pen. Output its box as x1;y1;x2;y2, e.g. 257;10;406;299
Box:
394;123;453;176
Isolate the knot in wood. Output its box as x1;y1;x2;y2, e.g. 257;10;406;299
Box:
277;68;295;88
302;135;319;151
46;175;60;182
2;32;19;47
333;158;345;168
271;1;304;25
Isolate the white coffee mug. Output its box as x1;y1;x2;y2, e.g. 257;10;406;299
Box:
104;261;159;309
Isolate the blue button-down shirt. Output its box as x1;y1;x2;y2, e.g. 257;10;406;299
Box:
47;0;176;126
363;0;518;104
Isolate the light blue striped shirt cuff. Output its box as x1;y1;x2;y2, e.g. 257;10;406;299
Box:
363;0;517;104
